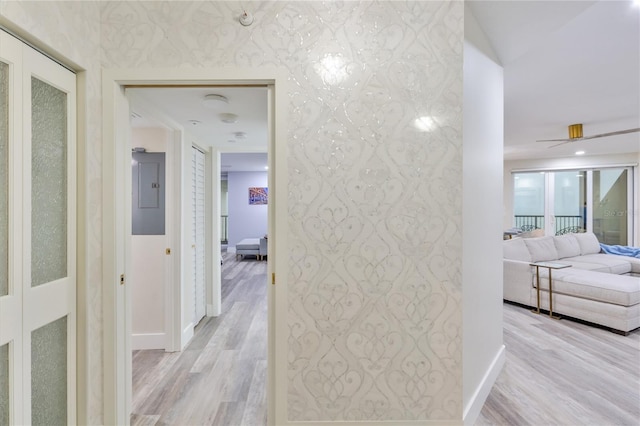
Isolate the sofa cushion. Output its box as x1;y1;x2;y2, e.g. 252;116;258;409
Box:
553;234;581;259
562;254;632;275
504;238;531;262
573;232;601;255
524;236;559;262
547;270;640;307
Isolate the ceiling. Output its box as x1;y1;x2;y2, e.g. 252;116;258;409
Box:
129;1;640;167
468;0;640;160
129;86;268;172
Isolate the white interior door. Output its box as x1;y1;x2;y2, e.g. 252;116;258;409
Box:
192;146;206;324
0;30;76;425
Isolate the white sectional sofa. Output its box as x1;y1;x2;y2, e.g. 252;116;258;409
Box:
503;232;640;334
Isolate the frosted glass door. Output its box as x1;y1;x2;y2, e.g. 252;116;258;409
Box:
0;32;22;425
0;30;76;425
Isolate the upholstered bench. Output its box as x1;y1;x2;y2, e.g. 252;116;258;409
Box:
236;238;267;260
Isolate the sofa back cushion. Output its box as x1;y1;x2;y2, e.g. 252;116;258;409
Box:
524;236;559;262
573;232;601;255
503;238;531;262
553;234;581;259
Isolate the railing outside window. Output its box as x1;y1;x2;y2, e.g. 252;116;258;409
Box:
514;215;584;235
221;215;228;244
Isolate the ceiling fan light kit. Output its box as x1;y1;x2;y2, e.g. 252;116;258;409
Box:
568;123;583;139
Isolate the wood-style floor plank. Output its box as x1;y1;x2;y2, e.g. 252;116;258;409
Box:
131;252;267;425
477;302;640;426
132;253;639;425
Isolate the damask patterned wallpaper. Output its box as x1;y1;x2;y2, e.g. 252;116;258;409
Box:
104;1;461;420
3;0;465;423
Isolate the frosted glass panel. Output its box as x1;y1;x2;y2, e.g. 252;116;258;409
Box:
31;77;67;287
0;343;8;425
32;316;67;426
593;169;628;245
553;170;587;234
513;172;545;231
0;61;8;296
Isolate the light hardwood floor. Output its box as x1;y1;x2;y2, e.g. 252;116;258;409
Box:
131;252;267;426
132;253;639;425
477;302;640;426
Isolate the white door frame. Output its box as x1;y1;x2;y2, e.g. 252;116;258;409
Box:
101;68;288;426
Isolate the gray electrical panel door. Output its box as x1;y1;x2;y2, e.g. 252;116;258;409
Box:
132;152;166;235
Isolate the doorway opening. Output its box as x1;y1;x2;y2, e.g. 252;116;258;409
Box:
102;69;283;426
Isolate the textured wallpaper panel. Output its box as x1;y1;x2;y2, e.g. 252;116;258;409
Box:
100;0;464;422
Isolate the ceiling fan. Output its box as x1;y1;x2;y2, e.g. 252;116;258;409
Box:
537;123;640;148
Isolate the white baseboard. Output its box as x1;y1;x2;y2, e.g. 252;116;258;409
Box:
181;322;194;350
463;344;506;426
132;333;166;350
207;303;221;317
281;421;460;425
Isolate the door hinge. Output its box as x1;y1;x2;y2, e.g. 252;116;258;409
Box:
272;272;275;285
120;274;125;286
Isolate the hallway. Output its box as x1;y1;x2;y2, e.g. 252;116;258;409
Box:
131;253;268;425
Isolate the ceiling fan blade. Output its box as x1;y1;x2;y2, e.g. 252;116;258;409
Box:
580;127;640;140
547;140;571;149
536;137;573;143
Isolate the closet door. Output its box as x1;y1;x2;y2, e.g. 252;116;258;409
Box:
0;31;76;425
192;147;206;325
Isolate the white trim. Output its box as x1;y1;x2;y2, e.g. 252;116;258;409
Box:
463;345;506;426
166;130;183;353
131;333;166;351
276;421;460;426
511;163;638;173
102;67;288;425
208;149;222;317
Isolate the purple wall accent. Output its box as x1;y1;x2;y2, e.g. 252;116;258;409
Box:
227;171;268;248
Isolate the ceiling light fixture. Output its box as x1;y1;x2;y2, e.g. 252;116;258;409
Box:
203;94;228;108
219;113;238;123
188;120;201;126
233;131;247;139
575;150;585;155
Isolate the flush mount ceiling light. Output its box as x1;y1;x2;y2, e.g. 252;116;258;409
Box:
575;150;585;155
233;131;247;139
203;94;228;108
219;113;238;123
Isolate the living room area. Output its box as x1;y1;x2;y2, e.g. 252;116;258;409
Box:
477;0;640;423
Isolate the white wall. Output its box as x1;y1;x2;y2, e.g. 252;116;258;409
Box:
227;171;268;249
504;153;639;244
130;127;170;350
462;7;506;424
